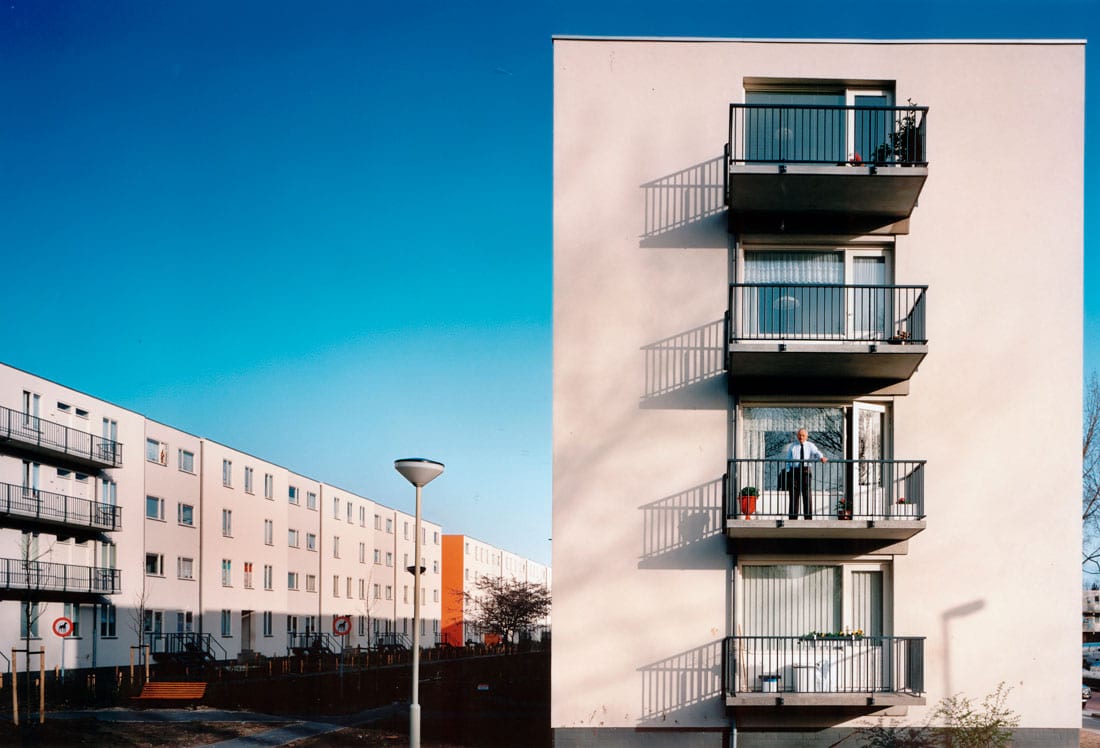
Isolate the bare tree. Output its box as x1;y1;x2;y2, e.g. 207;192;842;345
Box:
126;582;154;668
465;576;551;648
1084;374;1100;574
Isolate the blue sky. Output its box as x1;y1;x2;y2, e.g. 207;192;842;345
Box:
1;1;1094;567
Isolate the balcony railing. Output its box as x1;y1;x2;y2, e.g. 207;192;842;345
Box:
728;104;928;166
727;459;925;520
0;405;123;468
723;635;925;700
0;558;120;596
0;481;121;533
728;284;928;344
149;632;226;662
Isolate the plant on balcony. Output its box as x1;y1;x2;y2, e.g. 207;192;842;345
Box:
739;486;758;519
873;99;925;165
803;628;864;641
836;498;853;520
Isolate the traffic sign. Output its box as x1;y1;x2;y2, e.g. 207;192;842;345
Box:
52;617;74;637
333;615;351;636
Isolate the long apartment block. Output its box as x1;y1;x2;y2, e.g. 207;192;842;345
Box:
0;361;546;671
552;37;1082;747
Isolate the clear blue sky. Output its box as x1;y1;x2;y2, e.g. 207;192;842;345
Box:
1;1;1094;567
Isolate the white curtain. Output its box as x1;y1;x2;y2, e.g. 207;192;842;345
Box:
742;565;841;637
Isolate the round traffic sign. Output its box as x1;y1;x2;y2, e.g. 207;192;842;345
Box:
52;617;74;637
333;615;351;636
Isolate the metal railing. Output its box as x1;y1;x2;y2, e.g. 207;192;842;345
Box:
727;459;925;520
728;103;928;166
728;284;927;344
0;558;121;595
0;405;123;468
723;635;924;696
289;632;341;654
148;632;226;662
0;481;121;532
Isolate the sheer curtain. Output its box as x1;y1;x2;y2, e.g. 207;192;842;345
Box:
744;252;843;338
742;565;841;636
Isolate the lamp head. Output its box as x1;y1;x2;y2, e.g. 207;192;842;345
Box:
394;458;445;487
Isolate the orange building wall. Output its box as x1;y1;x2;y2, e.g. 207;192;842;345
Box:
441;535;465;646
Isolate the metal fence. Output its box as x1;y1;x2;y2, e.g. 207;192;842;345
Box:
723;635;924;696
728;284;927;344
0;404;123;467
727;459;925;520
0;481;121;532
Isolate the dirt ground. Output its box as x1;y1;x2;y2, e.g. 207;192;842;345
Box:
1083;729;1100;748
0;718;284;747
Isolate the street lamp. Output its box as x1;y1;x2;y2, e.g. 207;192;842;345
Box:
394;457;444;748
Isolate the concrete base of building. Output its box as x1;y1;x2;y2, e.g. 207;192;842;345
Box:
553;727;1080;747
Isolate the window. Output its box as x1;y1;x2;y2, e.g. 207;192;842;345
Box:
288;486;299;504
288;529;300;548
403;585;409;603
101;477;116;506
177;611;194;633
465;542;470;555
178;503;194;526
358;615;366;636
373;549;381;565
244;466;254;494
221;559;232;586
432;560;439;574
63;603;81;637
306;532;317;551
403;553;409;569
264;564;273;590
141;551;159;579
100;603;117;637
385;552;393;567
264;519;274;545
333;496;340;518
433;589;439;602
146;438;167;465
347;577;353;598
403;521;409;539
386;518;393;534
359;579;365;599
222;509;233;537
359;542;366;564
263;611;273;637
178;557;194;580
385;585;393;600
347;503;353;523
374;514;382;530
332;536;340;558
307;491;317;510
359;506;366;527
178;449;195;473
287;615;299;635
145;496;164;521
433;531;439;544
306;574;317;593
222;459;233;487
54;467;71;480
244;561;254;589
75;407;88;418
373;584;381;599
333;575;340;596
264;473;274;499
288;572;299;590
143;610;163;636
22;602;40;637
221;609;232;637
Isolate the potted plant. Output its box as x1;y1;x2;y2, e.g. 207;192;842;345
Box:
891;99;924;165
739;486;759;519
836;498;853;520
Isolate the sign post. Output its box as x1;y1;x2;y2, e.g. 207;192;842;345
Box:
52;617;73;680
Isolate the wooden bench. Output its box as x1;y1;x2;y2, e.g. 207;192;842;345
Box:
132;681;207;701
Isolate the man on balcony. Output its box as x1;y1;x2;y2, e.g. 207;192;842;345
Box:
785;428;827;519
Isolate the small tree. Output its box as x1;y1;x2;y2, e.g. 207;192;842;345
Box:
465;576;551;648
1084;374;1100;574
933;682;1019;748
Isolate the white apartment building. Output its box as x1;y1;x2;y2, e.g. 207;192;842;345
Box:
553;38;1082;746
0;361;445;669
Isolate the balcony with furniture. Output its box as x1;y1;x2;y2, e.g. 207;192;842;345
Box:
726;102;929;234
0;480;121;536
726;283;928;396
0;404;123;470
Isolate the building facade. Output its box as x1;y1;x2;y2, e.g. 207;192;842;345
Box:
0;361;541;672
552;38;1082;746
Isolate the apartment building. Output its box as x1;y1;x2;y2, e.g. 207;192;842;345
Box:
0;362;454;670
552;38;1082;746
441;534;552;646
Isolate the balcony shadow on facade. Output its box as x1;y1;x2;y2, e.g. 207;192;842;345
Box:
639;478;726;570
638;640;724;726
641;320;727;410
640;156;728;249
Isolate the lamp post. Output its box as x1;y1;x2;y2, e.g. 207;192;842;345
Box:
394;458;444;748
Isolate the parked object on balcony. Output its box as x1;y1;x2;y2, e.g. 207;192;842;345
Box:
759;674;781;693
836;499;853;520
739;486;759;519
888;329;911;344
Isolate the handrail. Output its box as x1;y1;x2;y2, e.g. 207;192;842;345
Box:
727;458;925;520
728;283;928;344
728;103;928;166
0;481;121;532
0;404;123;467
723;635;925;696
0;557;121;595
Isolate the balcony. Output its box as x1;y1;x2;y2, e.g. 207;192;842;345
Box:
726;459;926;549
726;283;928;395
0;481;121;535
0;405;123;470
726;103;928;233
0;558;121;600
723;635;925;707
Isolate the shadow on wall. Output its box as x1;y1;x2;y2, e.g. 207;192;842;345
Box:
641;320;727;410
638;641;724;725
639;478;726;570
640;156;728;248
